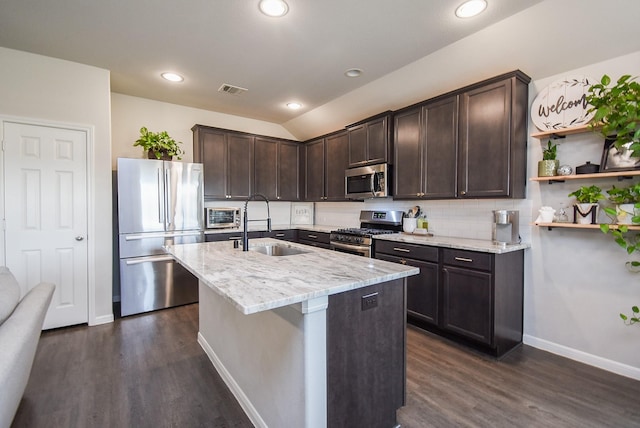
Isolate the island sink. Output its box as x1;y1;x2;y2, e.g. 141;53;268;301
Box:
250;243;309;257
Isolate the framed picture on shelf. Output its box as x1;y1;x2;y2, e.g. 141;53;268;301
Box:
599;138;640;172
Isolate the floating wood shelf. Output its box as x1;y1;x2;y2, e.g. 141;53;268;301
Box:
530;170;640;183
531;124;601;139
533;222;640;231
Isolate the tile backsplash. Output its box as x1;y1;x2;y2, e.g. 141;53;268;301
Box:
205;198;533;243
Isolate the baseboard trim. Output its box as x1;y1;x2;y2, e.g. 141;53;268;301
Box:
90;313;114;326
524;334;640;381
197;332;267;428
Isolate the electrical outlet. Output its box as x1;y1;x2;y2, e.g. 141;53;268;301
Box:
361;292;378;311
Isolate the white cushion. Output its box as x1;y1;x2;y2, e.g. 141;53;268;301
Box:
0;267;21;325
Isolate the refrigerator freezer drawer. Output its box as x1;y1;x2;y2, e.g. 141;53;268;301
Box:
120;255;198;317
119;231;203;258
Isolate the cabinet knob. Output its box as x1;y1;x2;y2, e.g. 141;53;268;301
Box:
460;191;466;196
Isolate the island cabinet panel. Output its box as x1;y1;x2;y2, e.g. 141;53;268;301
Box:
327;279;406;428
346;113;392;167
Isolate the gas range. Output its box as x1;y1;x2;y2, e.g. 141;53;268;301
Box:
330;210;404;257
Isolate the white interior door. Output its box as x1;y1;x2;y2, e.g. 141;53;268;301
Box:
3;121;88;329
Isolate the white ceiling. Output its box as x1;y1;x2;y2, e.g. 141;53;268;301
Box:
0;0;542;126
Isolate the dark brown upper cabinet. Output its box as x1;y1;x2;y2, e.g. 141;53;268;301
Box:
393;70;530;200
394;96;458;199
346;113;392;167
254;137;301;201
304;130;350;201
192;124;301;201
457;72;529;199
192;125;253;201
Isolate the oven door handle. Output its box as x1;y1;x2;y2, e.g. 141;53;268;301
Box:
331;241;369;255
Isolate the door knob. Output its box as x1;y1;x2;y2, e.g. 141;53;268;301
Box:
75;236;84;241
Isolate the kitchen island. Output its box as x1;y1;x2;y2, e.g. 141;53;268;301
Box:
166;238;419;428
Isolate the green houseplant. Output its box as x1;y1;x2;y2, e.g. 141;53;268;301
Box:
586;74;640;156
134;127;184;160
538;140;559;177
569;185;604;224
604;183;640;225
600;221;640;325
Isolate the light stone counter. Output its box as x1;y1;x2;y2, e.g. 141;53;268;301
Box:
374;233;530;254
166;238;418;315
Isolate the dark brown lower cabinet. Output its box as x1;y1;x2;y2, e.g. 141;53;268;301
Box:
376;253;439;326
327;279;406;428
374;240;524;358
296;230;331;249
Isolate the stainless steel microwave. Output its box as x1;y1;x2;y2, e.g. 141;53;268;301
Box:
345;163;389;199
205;207;241;229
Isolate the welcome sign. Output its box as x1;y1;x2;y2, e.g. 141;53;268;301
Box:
531;75;595;131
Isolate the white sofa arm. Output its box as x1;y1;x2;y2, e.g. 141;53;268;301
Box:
0;282;55;428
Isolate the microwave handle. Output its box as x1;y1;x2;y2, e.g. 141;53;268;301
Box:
370;173;376;196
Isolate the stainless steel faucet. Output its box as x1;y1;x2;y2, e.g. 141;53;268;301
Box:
243;193;272;251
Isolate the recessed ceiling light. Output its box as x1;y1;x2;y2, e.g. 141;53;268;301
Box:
259;0;289;17
344;68;363;78
455;0;487;18
286;102;302;110
161;72;184;82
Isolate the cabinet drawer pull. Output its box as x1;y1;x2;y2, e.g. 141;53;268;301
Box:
307;234;318;239
275;233;285;237
455;257;473;262
393;247;411;253
227;236;242;240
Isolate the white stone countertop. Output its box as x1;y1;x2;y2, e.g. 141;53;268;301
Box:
374;233;530;254
166;238;419;315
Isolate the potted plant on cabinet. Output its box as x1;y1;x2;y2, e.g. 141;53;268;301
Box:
586;74;640;158
134;126;184;160
568;185;604;224
538;140;559;177
604;183;640;225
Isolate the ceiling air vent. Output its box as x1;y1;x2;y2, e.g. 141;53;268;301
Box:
218;84;248;96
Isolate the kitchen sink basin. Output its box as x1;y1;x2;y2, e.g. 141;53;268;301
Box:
250;244;309;257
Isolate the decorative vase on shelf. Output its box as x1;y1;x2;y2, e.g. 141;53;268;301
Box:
538;159;559;177
574;203;598;224
615;203;638;225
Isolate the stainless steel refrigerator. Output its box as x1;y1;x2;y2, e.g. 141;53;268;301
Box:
116;158;203;316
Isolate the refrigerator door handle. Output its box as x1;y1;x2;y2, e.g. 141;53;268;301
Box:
157;168;165;224
165;169;172;226
125;255;175;265
123;231;202;241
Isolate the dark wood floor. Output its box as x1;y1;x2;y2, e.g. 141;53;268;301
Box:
12;304;640;428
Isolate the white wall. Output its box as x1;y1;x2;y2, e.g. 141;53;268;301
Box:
111;93;298;169
0;47;113;326
524;51;640;378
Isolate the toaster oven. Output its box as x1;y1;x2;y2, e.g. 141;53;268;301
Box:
205;207;241;229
